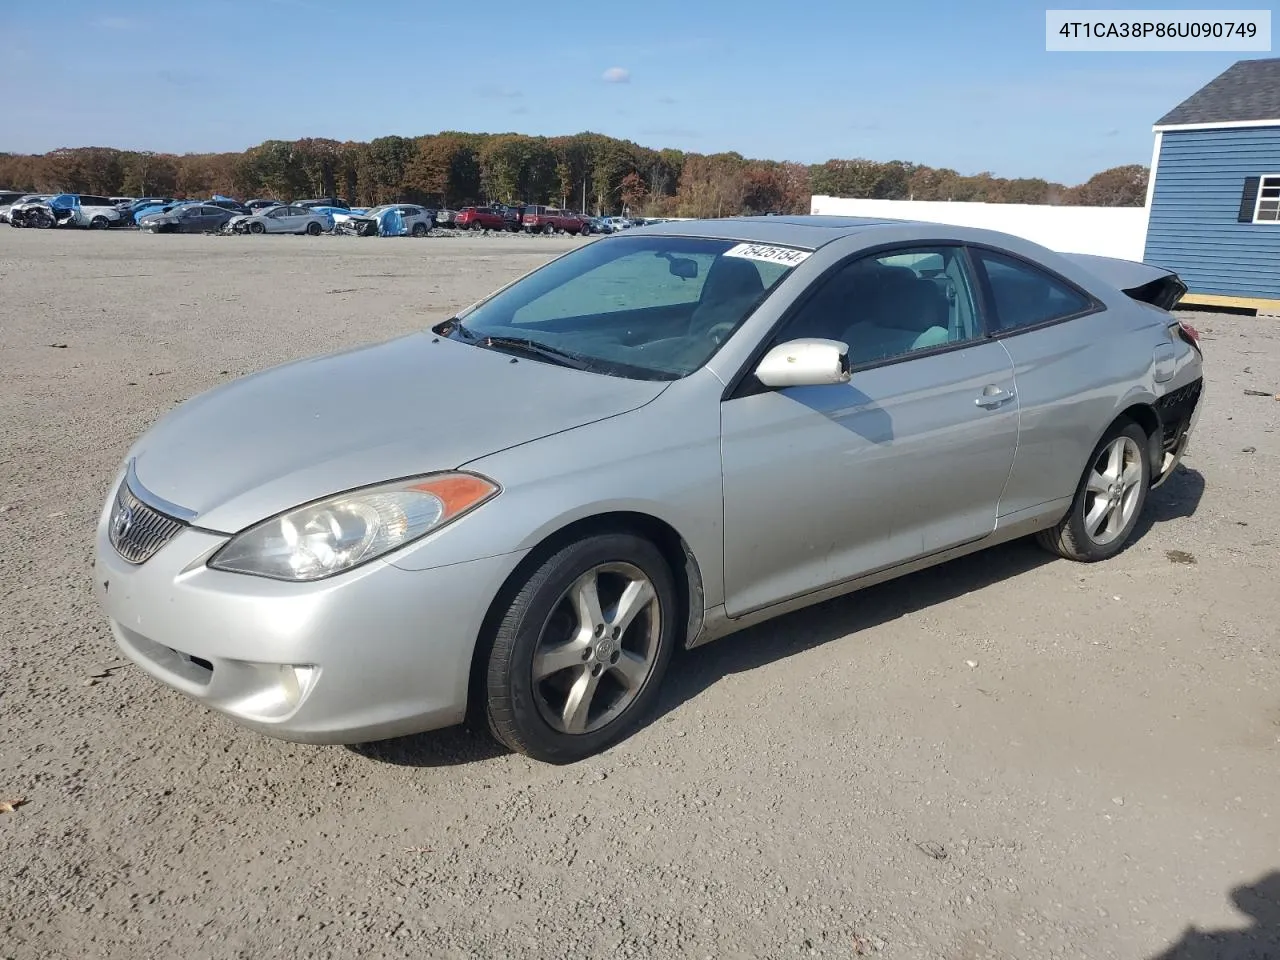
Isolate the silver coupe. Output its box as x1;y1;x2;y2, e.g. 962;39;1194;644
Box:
93;216;1205;763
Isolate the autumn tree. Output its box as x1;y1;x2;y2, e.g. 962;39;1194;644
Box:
1065;164;1148;206
619;172;648;214
0;132;1142;215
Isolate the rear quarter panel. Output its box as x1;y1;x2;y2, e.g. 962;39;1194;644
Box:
996;302;1171;517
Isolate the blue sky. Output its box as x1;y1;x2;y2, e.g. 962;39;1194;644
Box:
1;0;1258;184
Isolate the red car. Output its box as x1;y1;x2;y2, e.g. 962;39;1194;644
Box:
455;206;506;231
521;206;586;235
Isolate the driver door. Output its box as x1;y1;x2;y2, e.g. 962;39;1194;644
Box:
719;244;1020;617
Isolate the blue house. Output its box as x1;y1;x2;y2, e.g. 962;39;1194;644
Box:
1144;57;1280;311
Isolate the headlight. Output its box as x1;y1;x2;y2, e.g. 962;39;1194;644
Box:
208;472;499;582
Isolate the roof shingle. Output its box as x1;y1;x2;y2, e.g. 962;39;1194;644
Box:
1157;57;1280;126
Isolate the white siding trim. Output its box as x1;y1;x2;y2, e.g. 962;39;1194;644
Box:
1153;119;1280;132
1145;131;1162;210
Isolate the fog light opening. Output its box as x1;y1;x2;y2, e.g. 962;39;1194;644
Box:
279;664;318;709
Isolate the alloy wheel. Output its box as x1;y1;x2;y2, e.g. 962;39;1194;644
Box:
1083;435;1143;545
531;561;662;735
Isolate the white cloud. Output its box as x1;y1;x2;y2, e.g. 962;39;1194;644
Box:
602;67;631;84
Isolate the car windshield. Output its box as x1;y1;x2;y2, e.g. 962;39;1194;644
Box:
448;234;802;380
364;205;391;216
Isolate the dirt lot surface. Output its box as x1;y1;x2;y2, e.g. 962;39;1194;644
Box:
1;229;1278;959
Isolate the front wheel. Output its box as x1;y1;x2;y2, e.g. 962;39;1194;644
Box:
1036;419;1151;562
248;221;266;234
305;221;322;236
484;533;678;764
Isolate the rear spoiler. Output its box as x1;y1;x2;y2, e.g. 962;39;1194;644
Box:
1059;253;1187;311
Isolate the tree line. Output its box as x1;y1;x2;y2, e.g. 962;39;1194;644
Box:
0;132;1149;215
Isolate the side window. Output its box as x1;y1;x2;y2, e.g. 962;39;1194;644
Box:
512;249;715;324
775;246;981;366
973;249;1093;332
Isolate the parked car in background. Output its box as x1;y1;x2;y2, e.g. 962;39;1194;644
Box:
521;206;587;235
245;199;283;212
455;206;505;231
91;217;1204;764
229;204;330;235
340;204;436;236
582;216;613;234
59;194;127;228
205;197;249;216
293;197;350;211
0;194;49;224
132;199;196;223
139;203;238;234
435;209;458;228
499;204;525;231
0;189;28;210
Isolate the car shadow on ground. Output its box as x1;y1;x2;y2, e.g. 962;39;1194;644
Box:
345;724;509;767
353;465;1205;768
1147;871;1280;958
655;463;1205;724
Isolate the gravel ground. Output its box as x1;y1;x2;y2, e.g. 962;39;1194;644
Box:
1;229;1278;960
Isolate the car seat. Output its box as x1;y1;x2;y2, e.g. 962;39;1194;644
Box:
687;256;766;340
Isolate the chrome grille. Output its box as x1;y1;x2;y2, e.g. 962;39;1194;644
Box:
108;478;185;564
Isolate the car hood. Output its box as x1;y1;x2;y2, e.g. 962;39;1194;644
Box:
127;333;668;532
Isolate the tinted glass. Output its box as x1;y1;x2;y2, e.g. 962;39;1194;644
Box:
774;246;981;366
974;249;1093;331
1255;175;1280;222
453;235;800;379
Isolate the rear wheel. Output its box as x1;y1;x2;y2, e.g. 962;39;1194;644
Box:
90;216;110;230
1036;419;1151;562
484;533;678;764
411;222;428;237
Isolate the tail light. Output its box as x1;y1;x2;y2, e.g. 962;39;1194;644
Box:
1176;319;1202;350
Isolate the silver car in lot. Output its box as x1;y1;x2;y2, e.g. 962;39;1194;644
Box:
229;204;330;235
93;216;1204;763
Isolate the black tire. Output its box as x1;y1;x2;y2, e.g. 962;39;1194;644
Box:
543;223;555;235
90;215;110;230
484;532;679;764
249;221;266;234
1036;418;1151;562
305;221;322;236
411;221;427;237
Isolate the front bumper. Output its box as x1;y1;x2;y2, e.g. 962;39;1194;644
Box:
92;476;526;744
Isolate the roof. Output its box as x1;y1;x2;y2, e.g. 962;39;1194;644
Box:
627;215;916;249
1156;57;1280;127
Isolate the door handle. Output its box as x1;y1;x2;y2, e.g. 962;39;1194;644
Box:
975;386;1016;408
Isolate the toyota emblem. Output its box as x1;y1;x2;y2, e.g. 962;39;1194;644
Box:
112;505;134;541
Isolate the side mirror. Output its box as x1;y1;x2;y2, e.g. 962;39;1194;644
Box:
754;338;851;388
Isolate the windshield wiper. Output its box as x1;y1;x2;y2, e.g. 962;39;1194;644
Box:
478;336;593;370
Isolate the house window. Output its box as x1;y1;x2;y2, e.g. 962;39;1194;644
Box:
1255;175;1280;222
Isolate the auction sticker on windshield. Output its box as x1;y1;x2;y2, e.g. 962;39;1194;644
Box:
724;243;811;267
